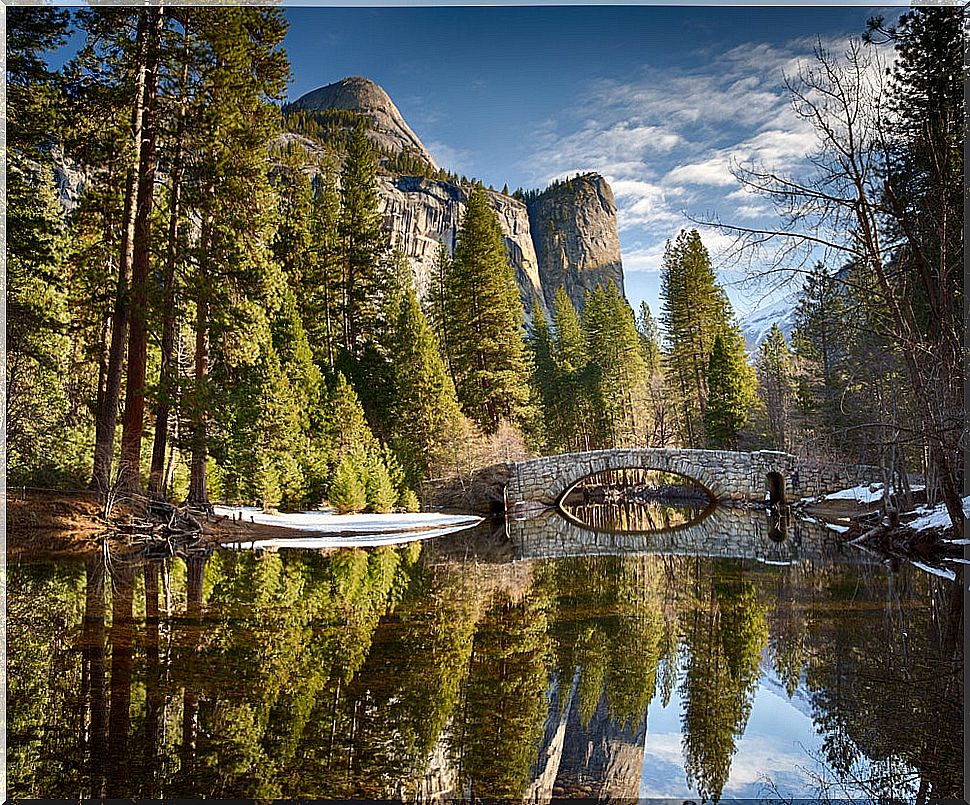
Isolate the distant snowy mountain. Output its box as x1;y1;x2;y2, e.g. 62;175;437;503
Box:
739;294;799;352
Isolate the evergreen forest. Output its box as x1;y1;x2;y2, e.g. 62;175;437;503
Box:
7;6;964;534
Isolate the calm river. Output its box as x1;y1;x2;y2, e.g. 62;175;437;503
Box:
7;504;963;801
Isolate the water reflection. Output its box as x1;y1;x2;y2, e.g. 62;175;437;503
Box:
7;531;963;801
559;468;714;534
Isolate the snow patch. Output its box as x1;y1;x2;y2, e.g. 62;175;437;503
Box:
825;523;849;534
231;521;481;551
739;294;798;352
910;561;956;581
822;483;886;504
905;496;970;532
213;505;481;534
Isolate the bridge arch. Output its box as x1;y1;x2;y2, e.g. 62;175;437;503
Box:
556;464;716;508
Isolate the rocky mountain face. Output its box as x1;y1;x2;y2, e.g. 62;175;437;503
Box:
287;76;439;170
379;175;545;317
526;174;625;311
292;76;624;316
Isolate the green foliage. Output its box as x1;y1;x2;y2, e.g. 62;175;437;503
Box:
386;282;463;486
329;452;367;513
582;282;650;448
680;570;769;803
755;324;794;450
458;595;551;799
6;160;78;484
338;122;388;360
362;450;398;513
704;328;757;450
660;229;734;447
444;185;533;434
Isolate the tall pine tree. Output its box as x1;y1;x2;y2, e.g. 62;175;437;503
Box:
445;185;532;434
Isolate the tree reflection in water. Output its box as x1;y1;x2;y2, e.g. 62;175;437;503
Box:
559;467;714;533
6;536;963;801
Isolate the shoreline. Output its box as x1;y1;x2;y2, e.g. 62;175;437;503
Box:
6;489;483;560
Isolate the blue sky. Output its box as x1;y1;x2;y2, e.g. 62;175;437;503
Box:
284;5;899;319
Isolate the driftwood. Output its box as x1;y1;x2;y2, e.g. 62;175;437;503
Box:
100;498;212;560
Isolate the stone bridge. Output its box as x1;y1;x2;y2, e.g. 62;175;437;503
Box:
505;448;877;512
508;506;862;565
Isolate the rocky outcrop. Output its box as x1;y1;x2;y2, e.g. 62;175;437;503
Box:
288;76;439;170
551;688;647;800
527;174;624;312
286;77;624;317
380;175;545;317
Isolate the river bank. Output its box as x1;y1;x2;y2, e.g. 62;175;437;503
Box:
6;489;482;560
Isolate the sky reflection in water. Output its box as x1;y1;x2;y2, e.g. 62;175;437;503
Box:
7;508;963;801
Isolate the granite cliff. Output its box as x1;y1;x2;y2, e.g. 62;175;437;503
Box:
287;76;439;171
288;77;625;315
526;174;625;311
379;175;545;317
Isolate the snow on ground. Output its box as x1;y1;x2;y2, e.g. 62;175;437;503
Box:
214;505;481;534
212;506;483;549
231;520;482;551
822;484;887;504
821;482;925;505
905;496;970;532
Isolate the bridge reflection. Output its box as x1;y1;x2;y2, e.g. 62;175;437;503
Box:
508;505;855;564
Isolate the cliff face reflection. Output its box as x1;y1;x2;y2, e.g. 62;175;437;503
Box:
8;532;963;802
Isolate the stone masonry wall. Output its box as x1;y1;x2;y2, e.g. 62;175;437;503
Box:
505;448;879;511
509;505;858;565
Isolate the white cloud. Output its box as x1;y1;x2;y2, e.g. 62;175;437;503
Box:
664;157;736;187
622;242;669;274
521;30;872;318
610;179;682;231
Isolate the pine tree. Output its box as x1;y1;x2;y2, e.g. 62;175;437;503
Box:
71;8;153;491
307;159;344;370
427;241;454;378
582;283;649;448
636;302;662;374
756;324;794;450
182;8;290;506
660;229;733;447
526;301;561;452
329;452;367;513
6;8;80;484
703;327;756;450
386;283;463;487
550;286;593;450
445;185;532;434
338;121;387;360
790;263;849;443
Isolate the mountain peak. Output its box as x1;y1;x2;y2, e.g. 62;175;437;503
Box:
288;76;438;170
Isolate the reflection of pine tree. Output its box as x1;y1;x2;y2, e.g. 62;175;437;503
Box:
458;595;551;799
680;570;768;803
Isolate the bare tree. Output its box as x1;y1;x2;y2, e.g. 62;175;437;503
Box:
700;37;964;534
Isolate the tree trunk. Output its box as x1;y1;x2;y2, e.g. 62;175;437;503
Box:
187;289;209;507
148;39;189;500
90;13;149;492
119;7;164;493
